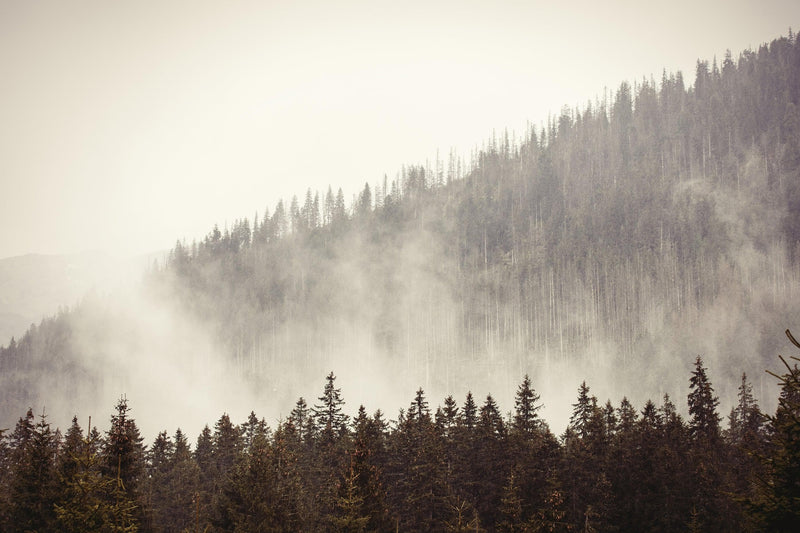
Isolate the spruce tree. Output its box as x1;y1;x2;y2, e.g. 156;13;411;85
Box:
103;397;146;531
330;459;370;533
512;374;542;437
56;418;137;533
313;372;349;443
163;428;200;533
497;470;525;533
688;356;721;445
686;356;733;532
144;431;174;532
749;330;800;531
7;409;58;532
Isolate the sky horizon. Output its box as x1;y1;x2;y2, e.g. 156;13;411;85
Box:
2;0;799;260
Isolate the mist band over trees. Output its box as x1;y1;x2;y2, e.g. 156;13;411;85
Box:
0;27;800;532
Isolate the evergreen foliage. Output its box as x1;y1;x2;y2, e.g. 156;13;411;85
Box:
3;29;800;533
0;342;799;531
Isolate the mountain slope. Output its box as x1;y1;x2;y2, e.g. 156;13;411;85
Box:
2;33;800;432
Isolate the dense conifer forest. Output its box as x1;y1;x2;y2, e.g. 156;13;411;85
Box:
1;338;799;531
1;30;800;531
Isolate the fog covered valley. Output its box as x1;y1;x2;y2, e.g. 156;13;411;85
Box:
2;31;800;532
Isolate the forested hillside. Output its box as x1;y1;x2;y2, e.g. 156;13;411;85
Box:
156;32;800;405
2;33;800;437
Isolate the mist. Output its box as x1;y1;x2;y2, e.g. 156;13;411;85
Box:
2;24;800;451
11;154;794;444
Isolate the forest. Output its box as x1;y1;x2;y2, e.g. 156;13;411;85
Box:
1;338;799;532
1;28;800;532
2;33;800;424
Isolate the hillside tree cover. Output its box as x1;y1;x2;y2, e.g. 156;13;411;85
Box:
2;34;800;422
0;30;799;532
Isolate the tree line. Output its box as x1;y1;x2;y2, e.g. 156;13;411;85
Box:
2;333;799;532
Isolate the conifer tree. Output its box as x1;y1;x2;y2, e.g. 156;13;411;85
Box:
348;405;392;531
211;413;242;485
513;374;542;436
144;431;174;532
0;426;10;531
529;479;570;533
568;382;595;439
7;409;58;532
686;356;734;532
310;373;351;530
58;416;85;487
440;395;459;437
56;418;137;532
313;372;349;443
290;396;315;445
331;459;371;533
388;388;449;532
749;330;800;531
102;397;146;531
193;424;214;530
688;356;721;444
461;392;477;431
497;470;525;533
213;418;298;533
159;428;200;533
473;394;508;528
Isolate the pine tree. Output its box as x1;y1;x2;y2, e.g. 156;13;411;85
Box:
529;478;570;533
749;330;800;531
728;372;764;447
330;459;370;533
56;418;137;532
58;416;85;493
472;394;508;528
193;424;214;531
688;356;721;445
0;425;9;531
241;411;269;453
568;382;595;439
497;470;526;533
290;396;315;445
440;395;459;437
212;413;242;485
313;372;349;443
348;405;392;531
652;394;693;531
7;409;59;532
102;397;146;531
513;374;542;437
160;428;200;533
388;388;449;532
144;430;174;532
686;356;732;532
461;392;477;431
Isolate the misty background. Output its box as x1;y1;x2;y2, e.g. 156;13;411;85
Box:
1;1;800;441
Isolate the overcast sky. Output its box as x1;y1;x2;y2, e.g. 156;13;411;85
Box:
1;0;798;259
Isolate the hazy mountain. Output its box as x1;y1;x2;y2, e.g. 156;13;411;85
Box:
2;33;800;436
0;251;161;342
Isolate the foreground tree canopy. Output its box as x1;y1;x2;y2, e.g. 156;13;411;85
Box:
1;339;800;532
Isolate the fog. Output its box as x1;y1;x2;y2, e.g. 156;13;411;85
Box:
2;2;800;442
18;174;795;443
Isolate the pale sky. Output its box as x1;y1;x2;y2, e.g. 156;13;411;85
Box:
1;0;798;259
